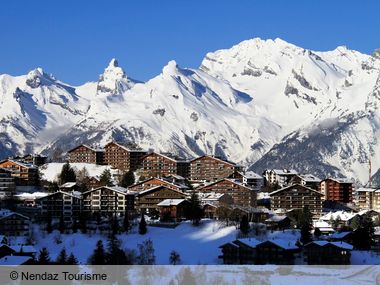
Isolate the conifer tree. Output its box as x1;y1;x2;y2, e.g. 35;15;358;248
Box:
56;248;68;265
139;213;147;235
123;210;130;232
300;206;312;245
38;248;51;265
105;236;128;265
137;239;156;265
89;240;106;265
352;215;375;250
169;250;181;265
187;191;203;226
99;169;112;186
119;171;135;188
66;253;78;265
59;162;76;184
314;227;322;239
240;215;250;235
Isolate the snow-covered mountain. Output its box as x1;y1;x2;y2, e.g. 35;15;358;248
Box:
1;38;380;184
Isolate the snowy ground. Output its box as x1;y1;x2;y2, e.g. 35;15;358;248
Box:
39;163;119;182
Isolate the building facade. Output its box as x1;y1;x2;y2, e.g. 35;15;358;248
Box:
190;155;236;182
0;210;30;236
269;184;323;215
140;152;177;178
104;142;147;172
198;178;257;207
68;144;104;164
0;160;38;186
0;168;16;198
82;186;136;216
320;178;353;203
128;177;188;192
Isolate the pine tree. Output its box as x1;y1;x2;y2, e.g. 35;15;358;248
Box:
89;240;106;265
314;227;322;239
99;169;112;186
66;253;78;265
240;215;250;235
79;214;87;234
352;215;375;250
169;250;181;265
105;236;128;265
300;206;312;245
38;248;51;265
56;248;68;265
59;162;76;184
111;215;119;237
137;239;156;265
119;171;135;188
139;213;147;235
48;182;59;193
350;215;361;230
123;210;130;232
187;191;203;226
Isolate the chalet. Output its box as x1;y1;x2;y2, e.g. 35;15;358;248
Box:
0;168;15;198
38;191;82;222
304;241;353;265
320;178;353;203
0;255;33;265
290;174;321;190
157;199;190;221
140;152;177;178
264;215;291;230
262;169;298;188
356;187;380;211
68;144;104;164
229;171;263;191
135;185;187;214
104;142;147;172
199;192;234;218
219;238;299;265
0;159;38;186
269;184;323;215
82;186;136;216
255;240;299;265
329;231;354;244
0;209;30;236
319;211;358;228
198;178;257;207
190;155;237;182
128;177;188;192
82;176;103;189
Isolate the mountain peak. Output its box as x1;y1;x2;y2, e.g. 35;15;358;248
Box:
108;58;119;68
162;60;179;75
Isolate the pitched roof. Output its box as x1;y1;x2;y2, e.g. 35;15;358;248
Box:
0;255;32;265
320;211;358;222
157;199;187;206
199;178;253;191
59;182;77;188
235;238;262;249
0;159;37;169
104;141;146;152
323;177;352;184
142;152;177;162
298;174;321;183
306;241;353;250
0;209;29;220
269;184;324;196
329;231;352;239
68;144;104;153
190;155;236;166
129;177;188;190
83;185;136;196
136;185;186;197
244;171;263;179
37;190;82;200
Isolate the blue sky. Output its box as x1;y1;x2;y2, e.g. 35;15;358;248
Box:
1;0;379;85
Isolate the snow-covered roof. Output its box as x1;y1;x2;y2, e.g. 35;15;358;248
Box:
198;192;227;201
265;215;288;222
3;159;37;169
324;177;352;184
105;142;146;152
244;171;263;179
0;255;32;265
38;190;82;200
130;177;188;190
68;144;104;153
165;174;185;180
0;209;29;220
84;185;135;196
15;192;48;200
136;185;186;197
320;211;358;222
269;184;323;196
299;174;321;182
271;169;298;175
307;241;353;250
235;238;262;249
157;199;187;206
190;155;236;166
329;231;352;239
356;187;378;192
263;239;298;250
60;182;77;188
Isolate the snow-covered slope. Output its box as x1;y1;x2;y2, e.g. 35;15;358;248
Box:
1;38;380;184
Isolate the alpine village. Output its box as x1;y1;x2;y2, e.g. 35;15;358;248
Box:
0;141;379;265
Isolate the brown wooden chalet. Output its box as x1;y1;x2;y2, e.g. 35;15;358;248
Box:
198;178;257;207
157;199;190;221
0;209;30;236
128;177;188;192
135;185;187;214
0;159;38;186
140;152;177;178
320;178;353;203
104;142;147;172
190;155;238;182
269;184;323;215
304;241;353;265
68;144;104;164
